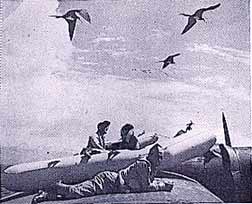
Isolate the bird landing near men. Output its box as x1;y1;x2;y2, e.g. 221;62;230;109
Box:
49;9;91;41
180;3;221;35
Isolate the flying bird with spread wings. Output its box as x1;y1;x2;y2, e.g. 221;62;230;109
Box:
157;53;181;69
180;3;221;35
49;9;91;41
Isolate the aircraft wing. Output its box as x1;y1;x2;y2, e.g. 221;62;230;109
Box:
2;171;223;204
0;192;32;203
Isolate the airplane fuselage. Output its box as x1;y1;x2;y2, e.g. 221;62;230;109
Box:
2;133;215;192
172;145;252;202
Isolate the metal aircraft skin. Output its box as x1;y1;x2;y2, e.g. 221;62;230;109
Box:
168;113;252;203
1;171;223;204
1;113;251;203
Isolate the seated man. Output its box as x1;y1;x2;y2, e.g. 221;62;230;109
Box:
106;124;158;151
80;120;111;155
31;144;173;204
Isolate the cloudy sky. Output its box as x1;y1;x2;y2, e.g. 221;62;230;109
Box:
1;0;250;164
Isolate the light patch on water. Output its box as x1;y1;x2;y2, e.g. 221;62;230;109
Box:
92;36;126;44
81;62;99;65
145;28;173;42
187;43;250;65
192;75;228;88
192;75;250;102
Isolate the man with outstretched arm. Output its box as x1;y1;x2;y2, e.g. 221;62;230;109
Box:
31;144;173;204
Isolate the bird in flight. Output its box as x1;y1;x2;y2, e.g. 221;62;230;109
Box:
186;120;194;131
180;3;221;35
157;53;181;69
49;9;91;41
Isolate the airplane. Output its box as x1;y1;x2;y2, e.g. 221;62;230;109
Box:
0;113;251;203
1;131;217;203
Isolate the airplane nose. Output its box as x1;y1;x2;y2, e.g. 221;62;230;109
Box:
235;147;252;202
237;147;252;176
220;145;252;202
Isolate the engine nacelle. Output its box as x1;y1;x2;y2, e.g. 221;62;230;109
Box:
221;145;252;202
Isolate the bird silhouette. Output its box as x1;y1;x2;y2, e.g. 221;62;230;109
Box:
49;9;91;41
174;129;187;137
174;120;194;138
180;3;220;35
186;120;194;131
157;53;180;69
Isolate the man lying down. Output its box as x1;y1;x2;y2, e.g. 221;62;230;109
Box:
31;144;174;204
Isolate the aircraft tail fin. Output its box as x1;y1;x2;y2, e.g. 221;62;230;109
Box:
222;112;232;147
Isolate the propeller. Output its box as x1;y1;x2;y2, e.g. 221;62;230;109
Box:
220;112;232;169
219;112;236;201
222;112;232;147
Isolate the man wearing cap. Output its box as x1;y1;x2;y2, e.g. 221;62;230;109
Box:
80;121;111;154
31;144;173;204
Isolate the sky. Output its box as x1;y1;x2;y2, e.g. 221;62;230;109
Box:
1;0;251;164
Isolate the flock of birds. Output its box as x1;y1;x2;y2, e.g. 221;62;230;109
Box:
49;3;221;73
